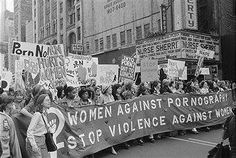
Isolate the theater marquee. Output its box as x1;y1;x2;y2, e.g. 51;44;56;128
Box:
136;31;219;62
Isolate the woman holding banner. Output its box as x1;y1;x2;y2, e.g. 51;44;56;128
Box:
26;94;53;158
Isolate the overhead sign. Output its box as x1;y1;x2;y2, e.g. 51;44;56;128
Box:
184;0;198;30
141;58;159;82
72;44;83;52
136;31;219;61
196;46;215;59
167;59;185;78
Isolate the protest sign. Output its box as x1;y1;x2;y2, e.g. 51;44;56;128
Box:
141;58;159;82
96;64;119;85
0;71;13;90
14;60;25;90
196;46;215;59
119;55;136;82
179;66;187;80
12;41;66;89
167;59;185;78
66;55;98;87
195;56;204;77
200;68;210;75
13;90;234;158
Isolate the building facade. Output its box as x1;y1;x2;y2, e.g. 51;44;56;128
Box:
26;20;33;42
14;0;32;42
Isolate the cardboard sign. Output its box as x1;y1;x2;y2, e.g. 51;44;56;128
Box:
119;55;135;82
179;66;187;80
96;64;119;85
196;46;215;59
14;60;26;91
66;55;98;87
0;71;13;90
141;58;159;82
167;59;185;78
195;56;204;77
200;68;210;75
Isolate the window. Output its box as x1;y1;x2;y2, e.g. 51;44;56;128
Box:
120;31;125;46
34;21;36;30
136;26;142;40
112;34;117;48
60;34;63;43
77;7;80;21
53;21;56;33
60;2;63;13
86;42;90;54
95;39;99;52
144;23;150;38
127;29;132;44
34;0;36;5
100;38;104;51
158;19;161;32
70;13;75;25
106;35;111;49
60;18;63;30
34;9;36;17
234;0;236;15
34;34;36;42
77;27;81;40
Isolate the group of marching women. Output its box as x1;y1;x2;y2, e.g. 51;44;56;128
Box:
0;77;236;158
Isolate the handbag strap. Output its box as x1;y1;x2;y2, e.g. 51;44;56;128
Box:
41;114;50;133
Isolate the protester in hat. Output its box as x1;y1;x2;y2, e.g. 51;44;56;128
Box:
8;88;15;97
223;107;236;158
78;88;94;107
26;94;53;158
0;96;22;158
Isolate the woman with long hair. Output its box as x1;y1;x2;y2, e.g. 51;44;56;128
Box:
26;94;52;158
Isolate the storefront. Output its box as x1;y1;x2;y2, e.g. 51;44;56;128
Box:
136;30;220;80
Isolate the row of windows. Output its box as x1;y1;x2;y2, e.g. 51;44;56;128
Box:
94;23;151;52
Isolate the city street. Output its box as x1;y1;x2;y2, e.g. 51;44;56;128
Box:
96;128;224;158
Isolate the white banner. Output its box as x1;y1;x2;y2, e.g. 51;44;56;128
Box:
141;58;159;82
179;66;187;80
167;59;185;78
96;65;119;86
196;46;215;59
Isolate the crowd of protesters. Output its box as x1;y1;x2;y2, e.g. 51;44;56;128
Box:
0;74;236;158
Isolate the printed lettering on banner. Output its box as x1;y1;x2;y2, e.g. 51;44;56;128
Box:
167;59;185;78
119;55;136;82
141;58;159;82
0;71;13;90
28;90;234;158
96;64;119;86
